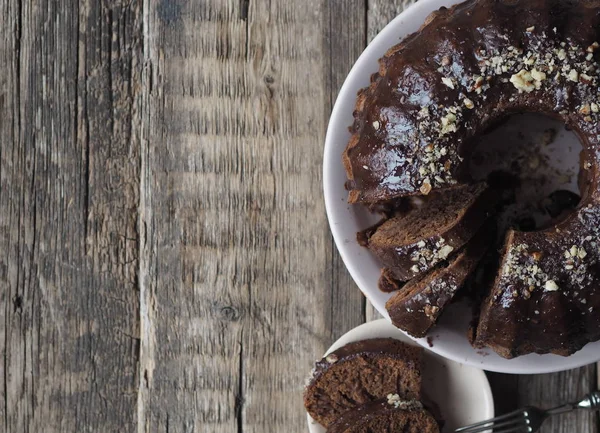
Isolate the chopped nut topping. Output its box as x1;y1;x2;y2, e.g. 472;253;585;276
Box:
438;245;454;260
545;280;559;292
410;265;420;273
580;104;591;115
510;70;536;93
386;394;424;410
442;77;455;89
440;112;457;134
420;178;432;195
372;120;380;130
424;305;440;318
526;26;535;32
463;98;474;109
325;354;339;364
568;69;579;82
418;106;430;118
530;68;546;88
591;103;599;113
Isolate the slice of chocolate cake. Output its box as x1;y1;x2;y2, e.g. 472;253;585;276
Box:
379;267;404;293
326;397;439;433
385;222;493;338
362;183;497;281
303;338;422;428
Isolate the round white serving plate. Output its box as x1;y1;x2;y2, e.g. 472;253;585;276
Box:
323;0;600;373
306;319;494;433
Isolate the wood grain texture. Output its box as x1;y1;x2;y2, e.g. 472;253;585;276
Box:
325;0;367;339
1;0;142;432
140;1;368;432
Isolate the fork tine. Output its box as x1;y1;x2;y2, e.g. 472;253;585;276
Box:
455;409;526;432
457;417;528;433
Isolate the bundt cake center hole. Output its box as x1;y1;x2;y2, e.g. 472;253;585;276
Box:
468;113;582;232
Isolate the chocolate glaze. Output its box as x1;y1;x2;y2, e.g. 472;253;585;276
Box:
345;0;600;358
344;0;600;204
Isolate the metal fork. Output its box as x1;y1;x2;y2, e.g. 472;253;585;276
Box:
455;391;600;433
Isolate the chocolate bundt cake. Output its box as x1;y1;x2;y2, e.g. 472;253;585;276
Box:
361;183;497;281
386;222;493;338
344;0;600;357
304;338;422;428
475;223;600;357
326;397;439;433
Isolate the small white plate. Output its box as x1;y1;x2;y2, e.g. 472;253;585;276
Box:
306;319;494;433
323;0;600;373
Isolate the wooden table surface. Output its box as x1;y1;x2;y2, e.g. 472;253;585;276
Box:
1;0;598;432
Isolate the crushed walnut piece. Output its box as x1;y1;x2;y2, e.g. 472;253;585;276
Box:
544;280;559;292
325;353;339;364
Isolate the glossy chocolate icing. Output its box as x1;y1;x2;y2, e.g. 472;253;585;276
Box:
345;0;600;357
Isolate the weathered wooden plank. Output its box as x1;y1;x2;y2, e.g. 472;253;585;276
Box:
140;1;312;432
325;0;368;339
1;1;142;431
140;0;371;431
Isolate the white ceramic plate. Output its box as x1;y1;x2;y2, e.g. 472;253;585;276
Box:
306;319;494;433
323;0;600;373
